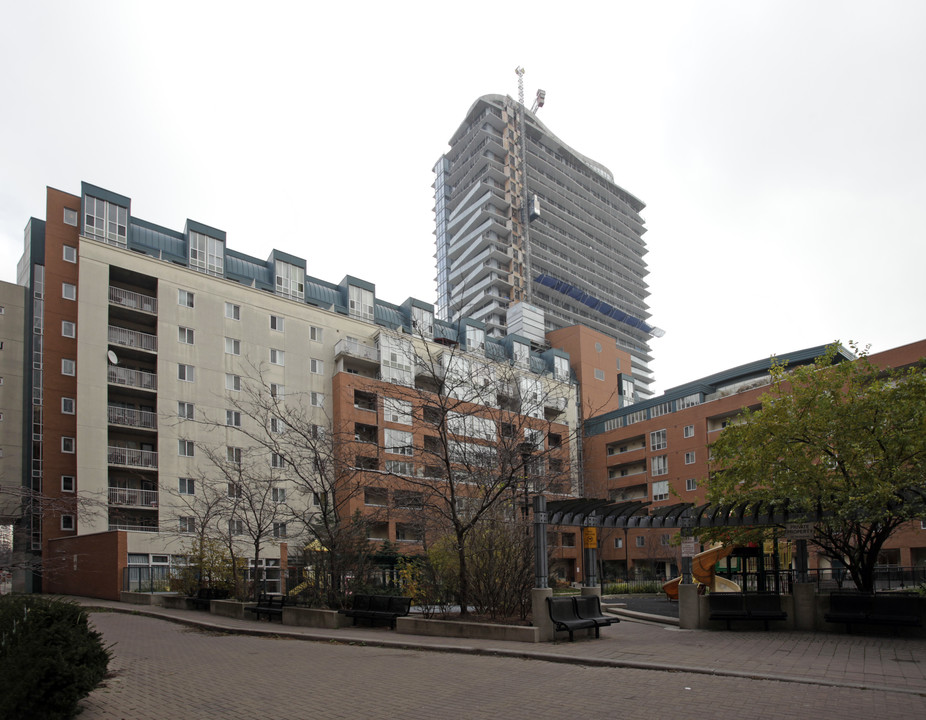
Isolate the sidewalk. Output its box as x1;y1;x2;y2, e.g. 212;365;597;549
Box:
73;596;926;697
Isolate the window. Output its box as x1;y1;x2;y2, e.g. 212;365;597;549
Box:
84;196;127;246
686;478;698;492
411;306;433;338
684;425;694;439
179;477;195;495
270;315;284;332
61;515;75;531
614;537;623;549
270;417;286;434
650;429;667;451
271;453;285;469
273;522;287;539
227;447;242;464
652;480;669;501
270;348;284;365
679;394;701;409
594;368;605;381
178;402;194;419
661;534;670;546
189;231;224;277
225;337;240;355
63;245;77;263
386;460;414;475
651;455;668;476
226;410;241;427
685;451;696;465
62;476;75;492
178;326;195;344
227;482;243;498
554;355;570;381
228;519;244;536
178;364;195;382
348;284;374;321
465;325;485;351
383;397;412;425
275;260;304;300
61;397;75;414
225;302;240;320
226;373;241;391
178;289;194;308
272;487;286;503
62;358;76;376
561;533;576;548
310;392;324;408
61;437;75;453
63;207;78;226
384;428;413;456
179;517;195;534
270;383;284;398
61;321;76;338
310;358;324;374
310;326;323;343
178;440;195;457
62;283;76;301
650;401;673;418
636;535;646;547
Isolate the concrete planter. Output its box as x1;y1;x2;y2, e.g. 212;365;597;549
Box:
282;606;352;629
160;595;196;611
120;591;165;606
396;616;540;643
210;599;250;619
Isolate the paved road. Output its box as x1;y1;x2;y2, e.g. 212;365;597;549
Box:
81;613;925;719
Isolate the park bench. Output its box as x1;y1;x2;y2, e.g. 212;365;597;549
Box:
572;595;620;629
340;594;412;629
547;596;599;642
708;592;787;630
246;593;286;622
825;592;922;633
190;587;229;610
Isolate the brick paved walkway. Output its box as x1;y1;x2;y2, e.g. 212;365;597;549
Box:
80;612;926;719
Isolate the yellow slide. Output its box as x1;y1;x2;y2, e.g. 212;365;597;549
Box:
662;545;741;600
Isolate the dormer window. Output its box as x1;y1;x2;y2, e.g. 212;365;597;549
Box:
411;306;433;338
84;196;127;247
275;261;304;300
466;325;484;352
349;285;374;322
190;231;224;277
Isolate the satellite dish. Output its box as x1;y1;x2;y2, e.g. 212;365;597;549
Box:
107;350;119;365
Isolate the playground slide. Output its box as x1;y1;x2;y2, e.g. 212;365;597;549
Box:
661;545;741;600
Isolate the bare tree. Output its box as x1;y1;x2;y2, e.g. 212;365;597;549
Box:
357;328;578;616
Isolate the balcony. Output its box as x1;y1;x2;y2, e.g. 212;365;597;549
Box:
108;405;157;430
335;338;379;366
109;286;158;314
109;325;157;353
108;522;159;533
108;365;157;391
108;487;159;508
107;446;158;470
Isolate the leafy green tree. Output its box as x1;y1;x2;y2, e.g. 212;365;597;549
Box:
707;344;926;592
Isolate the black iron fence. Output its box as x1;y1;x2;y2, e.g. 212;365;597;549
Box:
717;566;926;594
123;565;173;593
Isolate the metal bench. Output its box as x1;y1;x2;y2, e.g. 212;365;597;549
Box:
246;593;286;621
709;592;787;630
340;594;412;629
572;595;620;628
547;596;599;642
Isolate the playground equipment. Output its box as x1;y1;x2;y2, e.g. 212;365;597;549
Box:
662;545;741;600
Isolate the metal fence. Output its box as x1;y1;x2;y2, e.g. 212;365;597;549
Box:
717;566;926;594
123;565;174;593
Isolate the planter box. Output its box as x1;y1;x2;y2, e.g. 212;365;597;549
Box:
210;599;250;619
396;616;540;643
120;591;165;606
160;595;195;611
283;606;352;629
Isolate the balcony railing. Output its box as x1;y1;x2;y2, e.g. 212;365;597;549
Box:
108;405;157;429
108;488;159;507
109;286;158;314
335;338;379;364
109;325;157;352
108;365;157;391
109;523;159;533
107;446;158;469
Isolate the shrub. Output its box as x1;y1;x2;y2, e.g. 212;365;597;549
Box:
0;595;111;720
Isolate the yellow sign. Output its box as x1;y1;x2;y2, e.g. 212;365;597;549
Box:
583;527;597;549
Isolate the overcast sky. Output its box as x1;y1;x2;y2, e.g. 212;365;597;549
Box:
2;1;924;394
